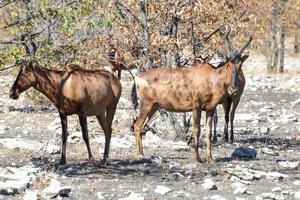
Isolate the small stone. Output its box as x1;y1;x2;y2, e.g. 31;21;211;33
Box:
260;127;270;134
272;187;282;192
202;178;217;190
260;192;284;200
232;147;257;160
150;156;162;165
42;179;71;198
231;182;248;194
43;142;60;155
118;192;145;200
97;192;105;199
293;180;300;186
154;185;171;195
210;194;227;200
169;162;179;173
261;147;279;156
23;190;38;200
173;141;189;151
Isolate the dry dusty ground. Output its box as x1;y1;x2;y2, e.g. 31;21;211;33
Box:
0;61;300;200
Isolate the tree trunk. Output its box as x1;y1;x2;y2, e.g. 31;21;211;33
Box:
267;0;279;73
140;0;151;71
278;24;285;73
294;33;299;54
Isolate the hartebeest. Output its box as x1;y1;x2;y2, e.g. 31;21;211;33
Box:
107;50;137;79
213;29;252;143
131;28;252;163
9;62;122;165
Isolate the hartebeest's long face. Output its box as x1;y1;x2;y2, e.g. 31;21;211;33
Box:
10;65;36;99
227;54;249;96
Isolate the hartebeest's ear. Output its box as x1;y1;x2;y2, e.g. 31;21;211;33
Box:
241;55;249;63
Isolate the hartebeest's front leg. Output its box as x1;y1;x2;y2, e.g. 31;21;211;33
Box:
206;111;214;163
230;98;240;143
223;97;232;142
78;113;94;166
59;112;68;165
192;107;201;162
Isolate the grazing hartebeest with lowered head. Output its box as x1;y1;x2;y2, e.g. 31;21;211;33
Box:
131;29;252;163
107;50;137;79
10;62;122;165
212;29;252;143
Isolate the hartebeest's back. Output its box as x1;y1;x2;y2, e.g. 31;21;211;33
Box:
135;64;229;112
62;70;121;116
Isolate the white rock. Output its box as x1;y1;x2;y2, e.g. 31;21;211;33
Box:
42;142;60;155
42;179;71;198
97;192;105;199
119;192;145;200
0;138;43;151
172;141;189;151
231;182;248;194
272;187;282;192
293;180;300;186
169;162;179;173
210;195;228;200
260;192;284;200
0;180;29;195
261;147;279;156
278;161;299;169
295;190;300;199
23;190;38;200
202;178;217;190
150;156;162;165
260;127;269;134
154;185;171;195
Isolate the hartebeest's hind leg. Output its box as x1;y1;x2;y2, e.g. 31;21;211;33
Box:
229;98;240;143
223;97;232;142
192;107;201;162
96;103;117;164
78;113;94;166
206;111;214;163
96;113;110;164
134;102;158;159
59;112;68;165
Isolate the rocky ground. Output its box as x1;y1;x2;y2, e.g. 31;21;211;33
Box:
0;62;300;200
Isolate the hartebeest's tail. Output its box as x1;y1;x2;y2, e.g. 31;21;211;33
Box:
131;81;139;110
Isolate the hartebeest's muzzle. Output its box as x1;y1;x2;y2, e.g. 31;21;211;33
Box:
228;69;238;96
9;89;19;100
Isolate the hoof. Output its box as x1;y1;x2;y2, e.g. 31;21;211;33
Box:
58;159;66;165
88;157;95;167
136;154;145;160
213;137;218;143
207;157;215;164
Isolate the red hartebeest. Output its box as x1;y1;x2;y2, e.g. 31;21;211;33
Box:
10;62;122;165
131;28;252;163
213;29;252;143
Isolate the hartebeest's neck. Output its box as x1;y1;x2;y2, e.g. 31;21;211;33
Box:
34;66;67;107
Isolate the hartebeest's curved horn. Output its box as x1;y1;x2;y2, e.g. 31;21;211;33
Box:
20;35;31;56
223;27;235;54
239;35;253;55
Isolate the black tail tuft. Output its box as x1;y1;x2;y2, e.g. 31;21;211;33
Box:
131;81;139;110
